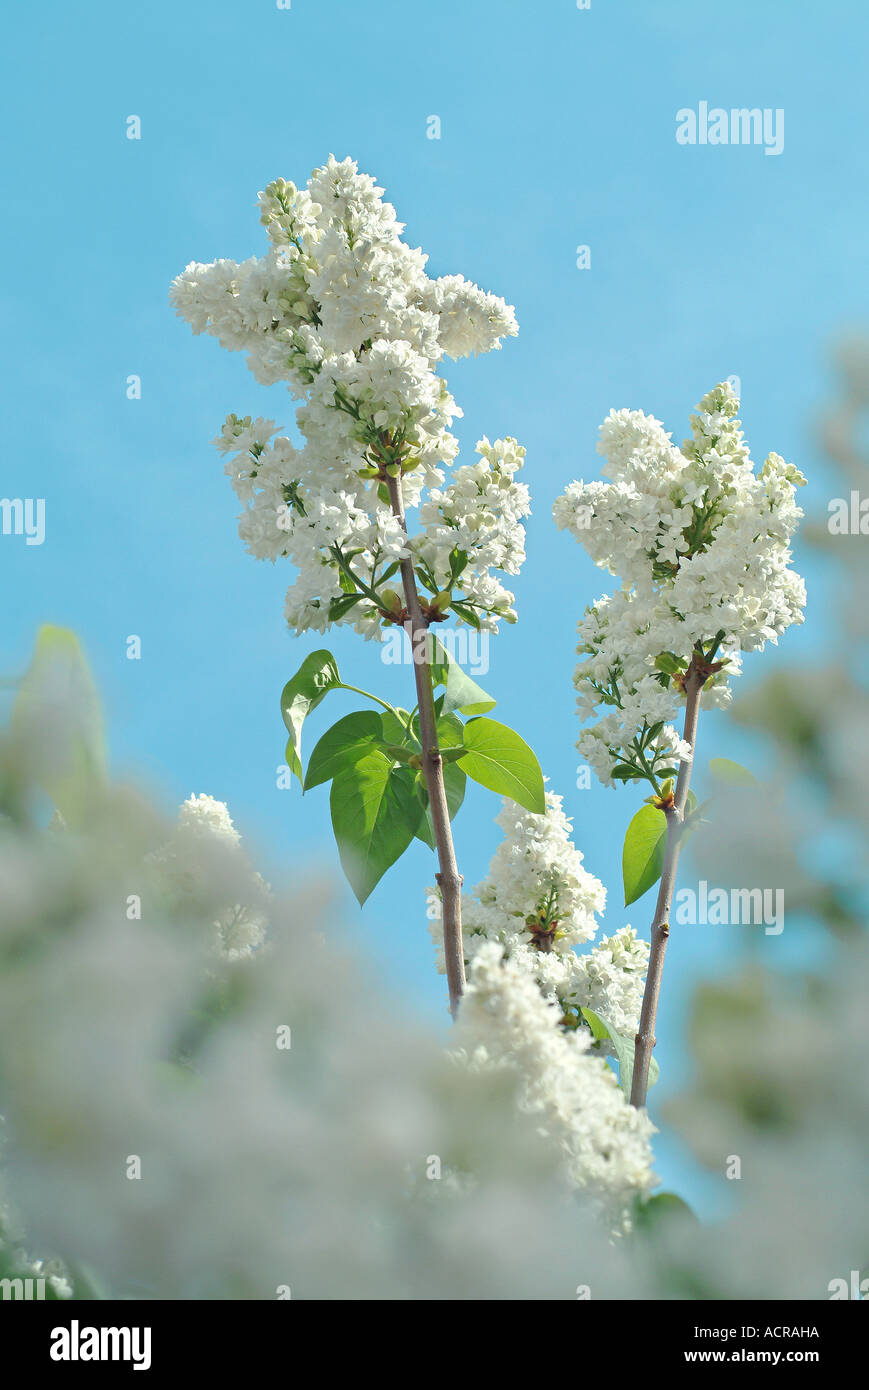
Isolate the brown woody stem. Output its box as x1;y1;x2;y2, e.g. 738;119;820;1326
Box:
385;473;465;1017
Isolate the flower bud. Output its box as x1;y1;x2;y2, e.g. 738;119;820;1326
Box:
379;588;403;616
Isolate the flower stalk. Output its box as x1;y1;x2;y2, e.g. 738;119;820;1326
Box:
630;664;704;1108
386;472;465;1016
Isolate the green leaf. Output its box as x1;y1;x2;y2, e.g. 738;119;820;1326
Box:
443;761;467;819
709;757;757;786
653;652;683;675
11;625;106;828
457;717;545;814
413;762;467;848
414;805;435;848
581;1008;611;1045
632;1192;697;1235
436;711;465;747
430;638;496;716
623;804;668;907
450;600;481;630
304;711;383;790
581;1007;659;1098
440;746;467;764
411;710;464;749
411;717;467;846
381;744;419;764
330;753;423;903
280;650;342;783
681;791;710;843
379;708;416;747
448;548;468;581
611;762;646;782
328;593;363;621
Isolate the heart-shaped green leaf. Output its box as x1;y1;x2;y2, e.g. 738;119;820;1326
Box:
304;710;383;790
330;753;423;903
457;717;545;814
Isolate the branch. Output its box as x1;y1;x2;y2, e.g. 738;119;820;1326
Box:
385;473;465;1017
629;664;704;1108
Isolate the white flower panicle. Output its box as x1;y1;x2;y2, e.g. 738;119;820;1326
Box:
172;157;526;638
415;436;529;626
429;790;655;1224
553;382;806;787
455;943;656;1229
569;926;650;1037
464;791;604;953
176;792;241;843
148;793;270;959
430;790;649;1023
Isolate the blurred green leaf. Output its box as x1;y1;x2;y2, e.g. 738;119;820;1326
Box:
11;625;106;828
708;757;757;786
632;1192;697;1236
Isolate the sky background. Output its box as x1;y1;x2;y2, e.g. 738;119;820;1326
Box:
3;0;866;1213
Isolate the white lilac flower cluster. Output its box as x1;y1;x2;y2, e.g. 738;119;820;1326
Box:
429;791;655;1224
147;793;270;959
171;157;527;637
553;382;806;788
455;945;655;1229
432;791;648;1026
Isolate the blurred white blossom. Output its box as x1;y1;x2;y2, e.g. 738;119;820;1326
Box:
0;731;645;1298
429;790;656;1228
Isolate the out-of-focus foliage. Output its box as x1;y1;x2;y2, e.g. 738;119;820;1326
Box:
0;633;641;1300
659;339;869;1298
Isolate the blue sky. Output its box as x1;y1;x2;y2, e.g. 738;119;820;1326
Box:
3;0;865;1210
